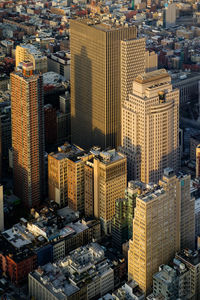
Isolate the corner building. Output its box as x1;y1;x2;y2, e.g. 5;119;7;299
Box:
121;69;180;183
11;62;44;207
70;19;137;149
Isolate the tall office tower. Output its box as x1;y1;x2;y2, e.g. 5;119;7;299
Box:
70;19;137;149
160;170;195;250
128;168;180;294
15;44;47;73
196;145;200;178
93;149;127;234
121;38;145;105
48;143;84;207
11;62;44;208
121;69;180;183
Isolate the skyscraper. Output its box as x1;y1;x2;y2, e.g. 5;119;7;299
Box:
121;69;180;183
121;38;146;105
11;62;44;207
70;19;137;149
128;168;180;294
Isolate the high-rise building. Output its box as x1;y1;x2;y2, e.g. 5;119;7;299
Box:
128;168;180;294
121;38;146;105
196;145;200;178
93;149;127;234
164;3;176;28
70;19;137;149
120;69;180;183
67;152;94;213
11;62;44;207
160;169;195;250
15;44;47;73
48;143;84;207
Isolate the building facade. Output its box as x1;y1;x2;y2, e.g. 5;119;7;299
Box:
11;62;44;207
121;69;180;183
121;38;145;105
48;143;84;207
70;18;137;149
152;262;191;299
175;249;200;300
128;168;180;294
93;149;127;235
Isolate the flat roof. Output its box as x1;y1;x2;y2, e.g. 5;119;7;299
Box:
135;69;170;84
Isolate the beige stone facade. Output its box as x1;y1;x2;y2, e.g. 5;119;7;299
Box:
128;168;180;294
93;149;127;234
121;69;180;183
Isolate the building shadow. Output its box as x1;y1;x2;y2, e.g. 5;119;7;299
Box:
72;46;92;149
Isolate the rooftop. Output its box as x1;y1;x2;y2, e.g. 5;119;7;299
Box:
71;18;134;32
0;235;35;264
138;186;165;203
49;143;84;161
135;69;170;84
18;43;46;60
176;249;200;267
92;149;126;164
31;243;112;298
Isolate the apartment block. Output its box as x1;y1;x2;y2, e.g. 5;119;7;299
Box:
121;69;180;183
145;50;158;72
128;168;180;294
176;249;200;300
152;261;191;299
48;143;83;207
11;62;44;207
93;149;127;235
29;243;114;300
15;44;47;73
